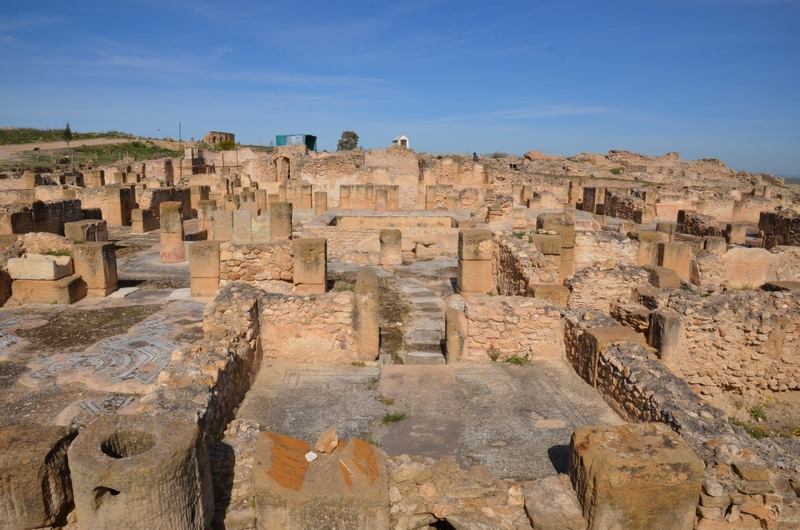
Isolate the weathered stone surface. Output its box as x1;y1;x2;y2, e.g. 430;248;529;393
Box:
7;253;73;280
11;273;86;305
293;237;327;286
314;428;340;454
0;425;77;530
72;242;118;297
524;474;587;530
69;414;214;530
354;267;380;361
569;422;704;530
254;432;389;530
644;264;682;289
458;229;494;261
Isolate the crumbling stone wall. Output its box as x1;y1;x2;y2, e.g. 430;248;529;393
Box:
663;290;800;398
566;265;651;314
137;187;191;221
143;159;174;184
33;199;82;235
258;292;358;363
446;295;564;363
573;230;639;272
761;209;800;249
219;241;293;292
493;236;559;296
734;196;774;223
604;190;653;223
681;211;720;237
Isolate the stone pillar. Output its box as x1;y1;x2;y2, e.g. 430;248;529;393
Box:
648;309;685;371
300;184;313;209
212;210;233;241
521;185;533;205
131;209;157;233
105;186;131;226
72;242;118;297
354;267;380;361
537;213;575;279
233;210;253;242
569;423;703;530
267;194;280;208
189;241;220;296
634;231;660;266
512;184;524;204
379;229;402;267
240;191;259;218
425;185;436;210
656;221;677;242
223;194;240;211
160;201;185;263
374;188;388;213
256;189;267;214
657;242;691;283
197;200;217;235
512;207;527;229
293;238;327;294
445;300;467;364
0;425;77;530
725;222;747;245
457;229;494;295
387;186;400;211
339;185;351;209
69;415;213;530
189;185;210;216
703;235;727;256
270;202;293;241
314;191;328;216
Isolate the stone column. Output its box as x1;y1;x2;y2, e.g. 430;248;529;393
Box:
648;309;685;370
457;229;494;295
189;241;220;296
656;221;677;242
379;229;402;267
354;267;380;361
72;242;118;297
197;200;217;235
256;189;267;214
160;201;185;263
374;188;388;213
105;186;130;226
270;202;293;241
657;241;691;283
293;238;327;294
634;231;660;266
521;185;533;205
314;191;328;216
725;223;747;245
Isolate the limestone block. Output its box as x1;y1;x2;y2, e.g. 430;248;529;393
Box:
131;208;158;233
160;231;186;263
656;221;677;240
643;264;682;289
64;219;109;243
72;242;118;296
524;474;587;530
233;210;253;242
270;202;293;241
634;230;660;266
354;268;380;361
702;235;727;256
458;219;478;229
569;423;704;530
7;254;73;281
658;241;692;282
379;229;402;267
529;234;562;256
293;238;327;287
374;188;388;212
458;229;494;261
189;241;221;279
314;191;327;216
445;302;467;364
159;201;184;234
240;200;259;220
0;425;77;530
725;222;747;245
11;274;86;305
648;309;685;371
213;210;233;241
537;213;575;248
529;283;570;309
414;240;439;261
69;414;213;530
578;326;646;386
722;247;772;289
457;259;494;295
224;194;240;211
560;247;575;279
254;432;389;530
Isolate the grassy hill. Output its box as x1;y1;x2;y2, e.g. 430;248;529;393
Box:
0;127;131;145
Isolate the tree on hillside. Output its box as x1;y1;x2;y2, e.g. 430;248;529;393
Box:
219;139;236;150
337;131;359;151
63;122;72;148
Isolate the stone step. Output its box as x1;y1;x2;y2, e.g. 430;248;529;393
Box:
412;318;445;332
405;351;446;365
406;330;443;353
410;297;445;311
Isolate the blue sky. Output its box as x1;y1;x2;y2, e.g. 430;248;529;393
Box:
1;1;798;174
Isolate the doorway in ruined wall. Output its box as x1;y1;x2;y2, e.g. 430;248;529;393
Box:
275;157;291;181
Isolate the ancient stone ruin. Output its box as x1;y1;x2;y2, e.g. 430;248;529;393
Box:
0;144;798;529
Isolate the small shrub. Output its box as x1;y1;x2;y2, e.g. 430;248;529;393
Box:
610;167;624;175
487;343;500;362
381;412;406;425
504;354;530;366
491;152;510;159
351;361;366;367
42;249;71;257
437;155;443;160
512;231;526;239
749;404;767;421
379;397;395;406
334;282;355;292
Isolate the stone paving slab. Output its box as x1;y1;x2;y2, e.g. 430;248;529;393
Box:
235;360;624;481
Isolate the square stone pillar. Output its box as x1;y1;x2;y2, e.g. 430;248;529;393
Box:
189;241;220;296
131;209;157;233
538;213;575;279
634;231;660;266
457;229;494;295
212;210;233;241
339;185;350;209
379;229;402;267
656;221;677;242
425;185;436;210
223;194;240;211
354;268;380;361
374;188;388;213
160;201;185;263
72;242;118;297
387;186;400;211
105;186;132;226
657;241;691;283
189;185;210;216
569;423;703;530
725;222;747;245
233;210;253;242
197;200;217;234
300;184;313;209
314;191;328;216
256;189;268;214
270;202;293;241
293;238;327;294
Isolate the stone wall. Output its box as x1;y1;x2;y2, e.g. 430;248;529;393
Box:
493;236;559;296
604;190;653;223
258;292;359;363
445;295;564;363
566;265;651;314
573;230;640;272
761;209;800;249
663;290;800;398
219;241;294;293
137;187;191;221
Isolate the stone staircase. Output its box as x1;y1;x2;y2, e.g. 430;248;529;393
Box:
396;278;446;365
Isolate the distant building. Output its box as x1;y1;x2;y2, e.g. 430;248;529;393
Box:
201;131;235;145
392;135;410;148
276;134;317;151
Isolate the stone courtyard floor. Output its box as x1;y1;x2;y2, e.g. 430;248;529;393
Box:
236;361;624;481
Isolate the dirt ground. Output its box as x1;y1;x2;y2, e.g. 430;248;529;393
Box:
716;391;800;438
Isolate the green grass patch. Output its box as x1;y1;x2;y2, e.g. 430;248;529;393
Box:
381;412;406;425
504;354;530;366
41;249;71;257
0;127;131;145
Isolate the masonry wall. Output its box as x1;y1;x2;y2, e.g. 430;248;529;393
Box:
573;231;640;272
219;241;294;293
566;265;651;314
447;296;564;363
258;292;359;363
494;237;559;296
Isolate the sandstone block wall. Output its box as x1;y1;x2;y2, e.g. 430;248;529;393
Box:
445;295;564;363
258;292;358;363
573;230;639;272
566;265;651;314
493;236;559;296
219;241;293;292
